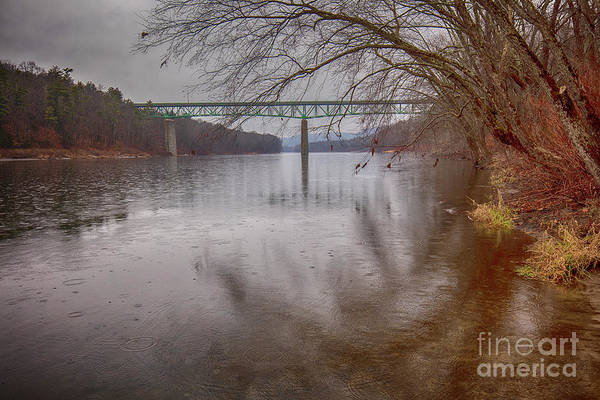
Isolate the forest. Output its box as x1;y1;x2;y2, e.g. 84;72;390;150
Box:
0;60;281;156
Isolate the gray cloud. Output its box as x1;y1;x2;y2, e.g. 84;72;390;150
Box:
0;0;196;102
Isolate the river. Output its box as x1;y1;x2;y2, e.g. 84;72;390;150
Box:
1;153;599;399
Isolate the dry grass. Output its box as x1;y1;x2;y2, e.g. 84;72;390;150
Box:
584;198;600;217
518;223;600;284
469;194;516;230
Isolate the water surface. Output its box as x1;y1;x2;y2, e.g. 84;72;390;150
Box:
1;154;599;399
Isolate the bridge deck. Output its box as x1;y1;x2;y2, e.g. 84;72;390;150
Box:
133;100;429;119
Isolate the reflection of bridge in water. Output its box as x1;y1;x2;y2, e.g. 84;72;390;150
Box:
133;100;430;156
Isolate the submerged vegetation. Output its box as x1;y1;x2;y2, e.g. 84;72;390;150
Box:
469;196;516;230
471;193;600;284
518;224;600;284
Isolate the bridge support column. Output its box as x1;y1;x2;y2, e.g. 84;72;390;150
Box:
164;119;177;156
300;118;308;158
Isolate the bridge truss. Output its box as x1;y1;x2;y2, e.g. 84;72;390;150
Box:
133;100;429;119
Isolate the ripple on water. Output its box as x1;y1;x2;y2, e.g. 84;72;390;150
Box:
5;296;31;305
68;311;84;318
121;336;157;352
346;370;393;400
243;344;287;364
63;278;86;286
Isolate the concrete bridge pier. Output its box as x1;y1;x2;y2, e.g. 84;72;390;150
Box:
301;149;309;197
164;119;177;156
300;118;308;158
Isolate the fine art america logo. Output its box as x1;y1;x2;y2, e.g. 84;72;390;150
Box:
477;332;578;378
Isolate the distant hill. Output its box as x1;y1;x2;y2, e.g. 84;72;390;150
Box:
286;134;372;153
177;119;281;155
282;132;368;151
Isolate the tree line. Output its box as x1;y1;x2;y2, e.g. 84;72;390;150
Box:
0;60;281;155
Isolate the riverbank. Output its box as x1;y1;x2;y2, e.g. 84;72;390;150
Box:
471;156;600;284
0;147;153;160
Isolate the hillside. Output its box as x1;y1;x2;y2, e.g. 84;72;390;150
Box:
0;61;281;157
376;116;472;159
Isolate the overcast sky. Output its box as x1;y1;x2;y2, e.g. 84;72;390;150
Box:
0;0;376;135
0;0;198;102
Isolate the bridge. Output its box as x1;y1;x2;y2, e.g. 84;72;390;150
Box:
133;100;429;156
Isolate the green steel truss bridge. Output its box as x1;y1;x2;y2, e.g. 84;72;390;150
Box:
133;100;429;119
133;100;430;156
